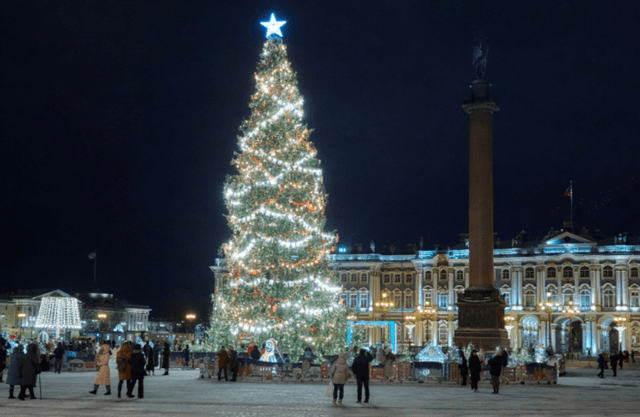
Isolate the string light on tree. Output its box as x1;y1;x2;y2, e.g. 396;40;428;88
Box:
207;14;348;357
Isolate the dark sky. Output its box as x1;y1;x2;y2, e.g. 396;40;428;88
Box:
2;1;639;319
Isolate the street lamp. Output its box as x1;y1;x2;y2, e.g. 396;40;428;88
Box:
373;293;394;345
17;313;26;338
505;315;516;348
538;292;560;348
613;316;627;353
561;301;580;356
416;301;437;346
404;314;416;352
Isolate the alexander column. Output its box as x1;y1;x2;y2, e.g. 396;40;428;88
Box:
453;38;509;350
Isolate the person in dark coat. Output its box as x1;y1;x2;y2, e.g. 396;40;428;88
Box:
597;353;606;378
0;340;6;382
459;351;469;386
351;348;373;403
183;344;191;369
5;344;23;399
469;350;482;392
145;343;156;375
162;342;170;375
488;352;503;394
501;349;509;370
610;352;618;376
18;344;41;400
228;347;239;381
618;351;624;370
53;342;65;374
153;341;160;370
250;345;260;362
217;346;229;381
127;344;147;399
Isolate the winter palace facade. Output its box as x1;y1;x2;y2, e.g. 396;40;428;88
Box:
329;227;640;355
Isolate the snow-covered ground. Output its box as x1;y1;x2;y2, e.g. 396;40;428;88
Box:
1;366;638;416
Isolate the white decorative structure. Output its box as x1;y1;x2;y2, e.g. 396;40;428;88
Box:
35;296;82;338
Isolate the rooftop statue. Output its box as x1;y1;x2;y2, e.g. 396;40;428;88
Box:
472;38;488;79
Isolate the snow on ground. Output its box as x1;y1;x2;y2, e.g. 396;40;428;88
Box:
1;366;638;416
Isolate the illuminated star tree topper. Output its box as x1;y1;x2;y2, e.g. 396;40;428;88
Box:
260;13;286;38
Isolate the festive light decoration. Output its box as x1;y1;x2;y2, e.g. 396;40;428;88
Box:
207;19;348;357
35;296;82;337
260;13;286;38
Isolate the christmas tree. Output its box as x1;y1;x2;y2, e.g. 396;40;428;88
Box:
207;14;348;358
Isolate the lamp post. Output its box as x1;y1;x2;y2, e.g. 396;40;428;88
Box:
404;314;416;353
613;316;627;353
373;293;394;345
186;313;196;335
504;315;516;348
17;312;26;339
416;301;438;346
561;301;580;357
537;292;560;349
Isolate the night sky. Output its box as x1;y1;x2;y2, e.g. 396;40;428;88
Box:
2;1;639;320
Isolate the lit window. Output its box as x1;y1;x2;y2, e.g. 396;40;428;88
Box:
437;292;448;309
438;324;448;345
580;289;590;309
359;291;368;309
349;292;358;309
423;290;432;307
404;291;413;310
630;290;640;308
602;289;615;308
563;289;573;305
394;291;402;310
524;289;535;307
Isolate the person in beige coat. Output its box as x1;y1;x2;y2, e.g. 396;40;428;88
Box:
89;343;112;395
329;353;350;404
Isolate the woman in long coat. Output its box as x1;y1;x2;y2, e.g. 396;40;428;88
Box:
469;350;482;392
90;343;111;395
5;344;23;399
116;342;132;398
162;342;170;375
329;353;350;404
18;344;41;400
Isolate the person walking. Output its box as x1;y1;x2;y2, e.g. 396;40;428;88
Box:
351;348;373;403
145;343;156;376
6;344;23;399
89;343;112;395
469;350;482;392
610;352;618;377
18;344;41;400
162;342;170;375
153;341;160;371
0;341;6;382
116;342;132;398
217;346;229;381
597;353;606;378
183;344;190;369
53;342;65;374
459;351;469;386
127;344;146;399
329;353;350;404
488;352;503;394
228;347;239;381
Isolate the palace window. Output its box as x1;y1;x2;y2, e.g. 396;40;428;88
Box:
603;266;613;278
438;323;448;345
359;291;369;310
580;267;590;278
525;268;535;279
439;270;447;281
563;267;573;279
602;288;615;309
405;274;414;285
548;289;558;304
524;289;536;307
580;289;591;309
631;268;639;278
404;290;414;310
394;290;402;310
547;267;556;278
630;290;640;308
360;273;368;284
383;274;390;284
425;271;432;282
563;288;574;305
502;270;510;280
394;274;402;284
501;291;511;306
437;291;448;309
341;274;348;283
350;273;358;284
456;270;464;281
339;292;348;305
423;289;432;307
349;291;358;309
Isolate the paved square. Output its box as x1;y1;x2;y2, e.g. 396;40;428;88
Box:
1;367;638;416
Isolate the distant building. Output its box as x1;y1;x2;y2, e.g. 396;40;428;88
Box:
0;289;150;344
211;224;640;355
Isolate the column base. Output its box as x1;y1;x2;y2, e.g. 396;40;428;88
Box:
453;286;510;351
